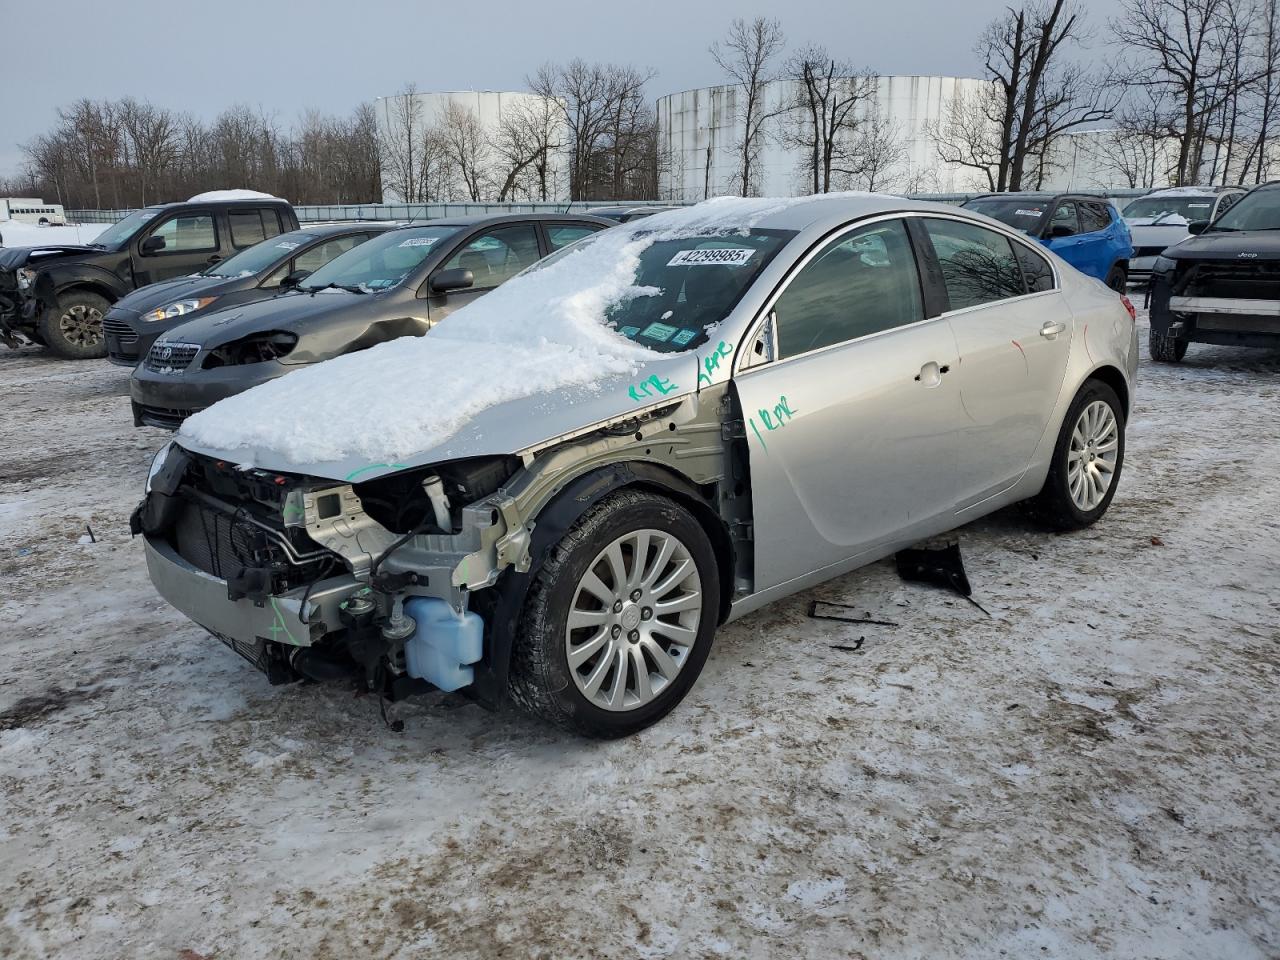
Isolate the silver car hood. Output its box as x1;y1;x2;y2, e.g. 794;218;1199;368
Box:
173;351;702;483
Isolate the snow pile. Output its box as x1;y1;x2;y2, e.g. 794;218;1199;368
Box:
188;189;280;202
180;194;849;465
1144;185;1216;197
0;219;107;248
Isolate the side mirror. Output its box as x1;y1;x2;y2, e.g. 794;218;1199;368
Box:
280;269;311;290
1048;224;1076;239
429;267;474;294
140;235;166;254
1187;220;1210;235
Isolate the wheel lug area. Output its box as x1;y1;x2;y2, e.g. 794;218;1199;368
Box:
628;630;640;643
611;624;621;638
641;607;652;620
630;589;642;602
613;600;623;613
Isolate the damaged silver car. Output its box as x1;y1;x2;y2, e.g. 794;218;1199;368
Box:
133;195;1139;738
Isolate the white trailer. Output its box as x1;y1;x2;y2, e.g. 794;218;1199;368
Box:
0;198;67;225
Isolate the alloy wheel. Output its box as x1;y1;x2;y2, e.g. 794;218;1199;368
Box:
564;528;703;712
1067;399;1119;511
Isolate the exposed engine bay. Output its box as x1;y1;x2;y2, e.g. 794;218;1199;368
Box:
132;385;750;708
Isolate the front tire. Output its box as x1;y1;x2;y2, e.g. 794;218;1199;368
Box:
1149;326;1188;363
509;489;720;738
1027;380;1126;531
38;290;110;359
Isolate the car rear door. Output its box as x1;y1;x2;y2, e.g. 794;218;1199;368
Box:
917;216;1073;509
425;223;542;321
132;209;223;285
542;221;606;253
731;216;963;592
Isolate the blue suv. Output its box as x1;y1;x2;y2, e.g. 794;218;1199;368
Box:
961;193;1133;290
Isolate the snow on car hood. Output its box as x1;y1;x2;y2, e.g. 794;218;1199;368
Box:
177;196;812;477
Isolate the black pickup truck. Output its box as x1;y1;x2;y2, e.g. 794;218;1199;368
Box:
0;197;299;358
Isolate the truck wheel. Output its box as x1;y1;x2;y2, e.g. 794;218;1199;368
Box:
38;290;110;359
509;489;720;739
1025;379;1125;532
1104;264;1128;292
1149;327;1187;363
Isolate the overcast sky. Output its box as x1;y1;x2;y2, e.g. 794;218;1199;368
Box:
0;0;1116;179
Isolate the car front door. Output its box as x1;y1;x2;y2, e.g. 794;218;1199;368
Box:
732;216;962;592
133;211;222;285
425;223;542;321
918;216;1074;510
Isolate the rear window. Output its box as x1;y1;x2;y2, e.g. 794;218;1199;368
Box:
963;199;1048;233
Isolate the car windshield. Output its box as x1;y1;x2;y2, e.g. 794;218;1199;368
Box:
206;230;310;278
1122;196;1215;222
1208;189;1280;231
962;199;1049;233
587;229;793;352
91;209;161;250
299;225;460;292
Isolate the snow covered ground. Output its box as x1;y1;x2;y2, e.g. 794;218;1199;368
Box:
0;219;107;248
0;314;1277;959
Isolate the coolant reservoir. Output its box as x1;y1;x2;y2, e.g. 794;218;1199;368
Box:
402;597;484;692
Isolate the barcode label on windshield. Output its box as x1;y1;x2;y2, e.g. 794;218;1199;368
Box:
667;247;755;267
399;237;439;248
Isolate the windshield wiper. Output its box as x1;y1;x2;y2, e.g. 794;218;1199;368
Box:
305;282;367;295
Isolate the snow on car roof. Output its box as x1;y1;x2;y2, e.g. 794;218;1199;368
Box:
187;189;282;202
177;193;911;467
1143;186;1219;197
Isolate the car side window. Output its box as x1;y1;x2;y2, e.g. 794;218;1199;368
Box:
441;224;541;288
546;223;601;251
923;218;1025;310
772;219;924;360
293;235;362;274
229;210;269;248
1013;242;1055;293
147;214;217;254
1216;193;1240;216
1078;202;1112;234
1048;202;1079;236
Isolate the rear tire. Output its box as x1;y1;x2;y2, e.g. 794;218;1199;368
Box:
1026;380;1126;531
1149;327;1188;363
509;489;720;739
1104;264;1128;292
38;290;110;359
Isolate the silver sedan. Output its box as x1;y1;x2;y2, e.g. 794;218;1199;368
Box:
139;194;1140;738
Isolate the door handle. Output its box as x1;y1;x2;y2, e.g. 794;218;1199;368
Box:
1040;321;1066;339
913;360;950;387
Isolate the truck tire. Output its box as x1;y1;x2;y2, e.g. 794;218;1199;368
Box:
1149;327;1187;363
1025;379;1126;531
1104;264;1128;292
508;489;720;739
38;290;111;359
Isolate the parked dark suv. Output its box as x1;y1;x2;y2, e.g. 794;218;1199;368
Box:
0;197;298;358
1148;181;1280;362
103;222;394;366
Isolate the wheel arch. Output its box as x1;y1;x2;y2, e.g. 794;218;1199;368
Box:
1084;363;1131;418
54;280;119;305
470;459;734;710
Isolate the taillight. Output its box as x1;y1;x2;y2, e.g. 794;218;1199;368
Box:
1119;294;1136;322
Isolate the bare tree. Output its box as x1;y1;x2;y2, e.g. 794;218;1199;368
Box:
926;86;1004;190
841;104;908;191
1111;0;1233;184
710;17;786;196
380;83;424;202
783;46;875;193
119;98;178;205
493;97;564;200
981;0;1114;190
439;102;491;201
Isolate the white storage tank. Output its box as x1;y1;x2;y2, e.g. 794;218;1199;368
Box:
657;75;998;200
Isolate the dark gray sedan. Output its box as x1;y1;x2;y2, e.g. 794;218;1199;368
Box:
129;213;610;429
104;222;395;366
